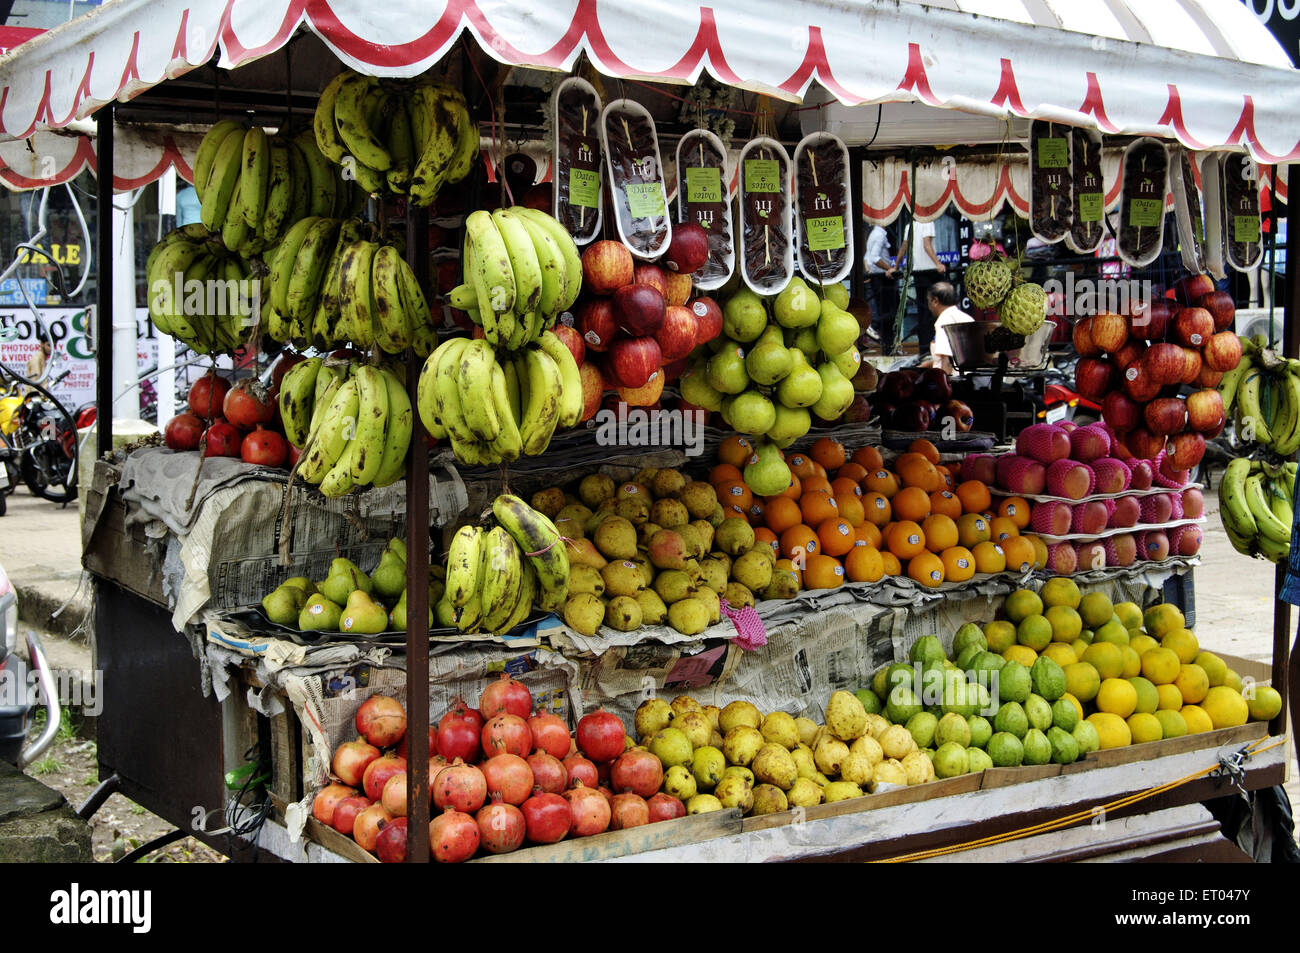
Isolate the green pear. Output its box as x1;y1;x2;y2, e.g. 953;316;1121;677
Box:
722;288;768;341
831;344;861;380
298;593;343;631
679;363;725;411
706;344;749;394
339;590;389;635
776;350;824;408
390;589;433;630
320;558;373;606
745;326;793;386
811;362;855;422
263;584;308;626
282;576;316;596
371;550;407;602
816;300;860;356
773;277;820;329
823;282;850;310
728;391;777;437
791;328;820;360
384;538;407;562
767;403;812;448
743;442;793;497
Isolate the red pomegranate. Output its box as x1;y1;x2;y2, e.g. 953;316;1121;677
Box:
521;789;572;844
527;710;572;759
311;782;355;826
475;794;527;855
355;694;407;748
481;753;535;806
610;747;664;798
576;708;625;763
330;795;371;836
362;754;407;802
647;793;686;823
481;713;531;758
431;759;487;813
429;807;480;863
437;703;482;763
331;739;380;788
164;413;205;451
222;377;275;430
526;751;567;794
380;773;408;817
352;803;393;852
241;426;288;468
564;781;612;837
610;792;650;830
188;372;230;419
202;420;243;458
478;673;533;720
374;816;408;863
396;726;438;760
562;753;599;789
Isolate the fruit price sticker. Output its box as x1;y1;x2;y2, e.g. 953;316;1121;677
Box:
805;215;845;251
626;182;667;219
1078;192;1104;223
685;166;722;204
744;158;782;193
1128;198;1163;228
1037;137;1068;168
569;168;600;209
1233;216;1261;244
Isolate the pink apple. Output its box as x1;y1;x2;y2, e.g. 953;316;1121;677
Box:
551;323;586;366
1071;501;1109;535
581;240;635;295
655;305;698;362
578;298;618;352
1127;426;1167;460
1143;343;1189;387
1109;495;1141;528
1129;459;1154;490
689;296;723;346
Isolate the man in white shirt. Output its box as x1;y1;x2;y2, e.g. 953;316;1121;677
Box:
902;217;946;355
927;282;973;375
863;224;899;354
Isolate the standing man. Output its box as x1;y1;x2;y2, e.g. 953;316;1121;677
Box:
927;282;973;375
905;215;946;356
864;223;899;354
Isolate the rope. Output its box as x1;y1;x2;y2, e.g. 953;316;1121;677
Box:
872;735;1289;864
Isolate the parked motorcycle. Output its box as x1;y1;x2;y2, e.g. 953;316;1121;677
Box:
0;365;79;510
0;563;59;767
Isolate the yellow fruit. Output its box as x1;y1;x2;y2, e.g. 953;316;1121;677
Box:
1156;684;1183;711
1096;678;1138;718
1180;705;1212;733
1040;577;1081;609
1173;663;1209;705
1070;638;1090;659
1087;712;1132;749
1064;662;1101;703
1161;628;1199;664
1113;601;1143;631
1126;712;1163;744
1120;646;1142;679
1017;614;1053;652
1082;642;1123;680
1078;591;1114;628
1193;651;1227;687
1154;709;1187;739
1128;634;1158;657
1002;644;1038;667
983;620;1017;654
1061;692;1084;722
1004;588;1044;624
1201;686;1249;729
1140;647;1181;685
1041;643;1078;668
1247;685;1283;721
1143;603;1185;639
1223;669;1244;693
1045;605;1083;643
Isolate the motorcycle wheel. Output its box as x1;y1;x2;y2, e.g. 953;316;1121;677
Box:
20;442;76;504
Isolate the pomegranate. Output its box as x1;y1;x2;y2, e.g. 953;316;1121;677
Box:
563;753;599;789
481;753;535;806
311;782;356;826
475;794;527;854
380;772;408;817
188;372;230;419
527;710;571;759
479;673;533;720
597;785;616;806
330;795;371;836
564;781;612;837
576;708;625;763
521;788;572;844
202;420;243;458
355;694;407;748
331;739;380;788
270;351;305;391
610;747;664;798
222;377;274;430
374;816;408;863
647;792;687;823
396;726;438;760
526;751;567;794
437;702;482;762
610;792;650;830
241;426;288;468
432;759;487;813
481;713;531;758
362;754;407;802
352;803;393;852
430;806;481;863
164;413;205;451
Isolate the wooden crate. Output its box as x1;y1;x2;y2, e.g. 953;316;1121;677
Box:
82;462;169;606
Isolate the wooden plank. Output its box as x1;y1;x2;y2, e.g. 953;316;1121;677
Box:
741;774;982;833
294;809;379;864
1085;721;1265;769
474;809;743;863
981;764;1060;789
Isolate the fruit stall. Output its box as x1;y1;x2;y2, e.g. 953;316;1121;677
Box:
1;1;1296;864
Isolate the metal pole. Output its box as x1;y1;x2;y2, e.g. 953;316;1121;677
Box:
112;190;139;420
849;147;866;307
404;203;432;863
95;106;114;458
156;168;178;424
1279;177;1298;741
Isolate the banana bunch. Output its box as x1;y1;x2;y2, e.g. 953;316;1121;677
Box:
279;357;414;497
449;207;583;350
146;224;261;353
1219;335;1300;456
416;330;584;465
192;121;363;259
440;493;570;635
314;69;478;204
1219;456;1297;562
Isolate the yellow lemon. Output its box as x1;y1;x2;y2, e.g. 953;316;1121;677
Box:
1129;634;1158;657
1041;643;1078;668
1082;642;1123;680
1193;651;1227;687
1061;692;1085;722
1161;628;1200;664
1223;669;1244;693
1247;685;1283;721
1017;614;1053;652
1201;686;1249;729
1180;705;1213;733
1156;684;1184;711
1046;605;1083;643
1126;712;1163;744
1003;588;1044;624
1154;709;1187;739
1173;663;1209;705
1070;638;1091;659
1120;646;1142;679
1087;712;1132;749
983;620;1017;654
1002;644;1039;667
1140;647;1181;685
1127;676;1159;714
1143;603;1185;640
1064;662;1101;703
1114;601;1144;631
1040;577;1081;609
1096;678;1138;718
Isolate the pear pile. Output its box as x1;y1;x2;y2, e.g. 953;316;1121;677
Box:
542;466;800;637
261;539;446;635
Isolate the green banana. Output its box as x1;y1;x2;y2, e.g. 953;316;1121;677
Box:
339;240;379;348
1245;473;1291;544
418;337;472;444
1272;370;1300;455
497;563;537;635
285;140;314;233
408;86;459;206
512;211;565;320
349;365;390;485
1236;368;1273;447
448;284;477;310
269;216;320;315
193;120;245;203
446;525;483;609
1219;457;1259;540
314;361;347;410
518;347;562;456
457;339;501;443
279;358;322;447
503;358;521;424
260;138;295;245
446;102;480;185
537;330;583;428
478;527;524;634
333;73;393;172
314;71;353;163
492;493;569;614
513;207;583;311
384;95;416;194
1258;532;1291;563
285;217;340;323
371;368;414;488
295;130;339;218
492;208;543;318
200;127;246;230
371;245;412;353
239;127;270;229
456;593;482;634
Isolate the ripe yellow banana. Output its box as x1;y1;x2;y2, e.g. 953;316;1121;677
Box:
333;73;392;172
371;368;414;488
513;207;583;311
456;339;501;443
338;240;379;349
446;525;483;608
537;330;583;428
492;208;543;317
299;378;359;484
279;358;321;447
349;364;390;485
492;494;570;613
314;71;352;163
371;245;412;353
465;210;515;318
518;347;562;456
487;361;522;462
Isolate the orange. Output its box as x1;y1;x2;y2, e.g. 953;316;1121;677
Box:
774;473;802;500
718;435;754;468
834;492;866;527
1001;535;1036;573
852;446;885;471
716;480;753;515
780;524;819;561
831;477;863;499
908;551;946;588
753;526;779;558
955;480;992;514
800;475;832;497
855;522;883;549
810;437;846;471
971;540;1006;574
921;514;959;553
803;554;845;590
861;468;899;498
810;462;829;479
836;463;869;484
747;499;766;526
956;512;992;548
861;491;892;526
765;496;803;534
998;496;1031;529
786;453;818;481
885;520;927;560
929;489;963;520
989;516;1020;543
941;545;976;582
800;491;839;526
908;438;941;464
709;463;743;487
894;453;939;490
892;485;932;522
880;551;903;575
940;469;955;489
845;545;886;583
817;517;857;557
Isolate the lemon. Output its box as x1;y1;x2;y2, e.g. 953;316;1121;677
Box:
1082;642;1124;679
1127;676;1159;714
1041;643;1078;668
1223;669;1244;692
1126;712;1163;744
1247;685;1282;721
1087;712;1132;749
1004;588;1044;624
1061;692;1085;722
1201;686;1249;729
1140;647;1181;685
1128;634;1158;657
1154;709;1188;739
1180;705;1213;733
1094;618;1131;647
1156;684;1184;710
1040;577;1082;609
1193;651;1227;687
1143;602;1185;639
1002;644;1038;667
1114;601;1143;631
1070;638;1091;659
983;620;1018;654
1017;614;1053;652
1064;662;1101;703
1079;591;1114;628
1120;646;1142;679
1174;663;1209;705
1161;628;1200;664
1045;605;1083;643
1096;678;1138;718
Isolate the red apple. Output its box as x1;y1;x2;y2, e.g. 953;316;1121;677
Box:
608;336;662;389
1107;534;1138;567
655;305;698;362
1127;426;1167;460
1166;431;1206;470
1172;307;1214;348
663;271;693;307
1185;388;1225;437
633;264;669;299
942;399;974;432
690;296;723;345
1113;340;1146;373
1090;312;1129;353
1142;343;1189;387
1102;391;1143;432
550;325;585;368
662;222;710;274
1196;290;1235;331
1071;500;1109;535
1129;298;1173;342
1173;274;1215;305
618;370;666;408
1129;459;1154;490
1110;495;1141;528
1202;332;1242;372
1144;397;1187;437
1182;487;1205;519
578;362;605;423
1122;361;1161;402
582;240;635;294
613;284;666;337
1074;357;1114;402
1072;318;1101;357
1180;347;1202;385
845;395;874;423
967;455;998;486
1194;364;1224;388
577;298;618;352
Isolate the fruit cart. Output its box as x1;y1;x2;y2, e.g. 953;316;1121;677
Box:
2;0;1297;864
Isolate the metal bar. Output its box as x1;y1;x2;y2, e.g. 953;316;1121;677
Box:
95;106;114;458
848;147;866;308
404;203;432;864
1280;180;1300;741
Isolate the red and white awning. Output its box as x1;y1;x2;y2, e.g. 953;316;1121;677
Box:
0;124;200;191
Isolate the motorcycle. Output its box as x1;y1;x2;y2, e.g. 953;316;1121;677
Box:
0;365;79;510
0;563;59;768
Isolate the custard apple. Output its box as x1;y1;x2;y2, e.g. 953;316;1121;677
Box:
997;282;1047;336
964;258;1014;310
